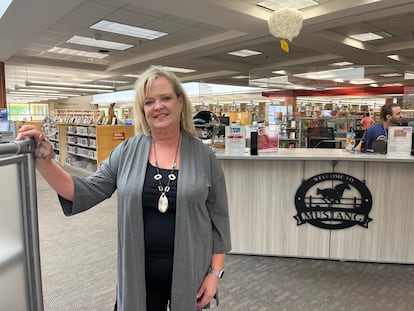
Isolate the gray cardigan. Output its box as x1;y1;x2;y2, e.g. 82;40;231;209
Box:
59;134;232;310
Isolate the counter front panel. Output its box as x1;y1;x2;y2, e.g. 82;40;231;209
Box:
219;149;414;263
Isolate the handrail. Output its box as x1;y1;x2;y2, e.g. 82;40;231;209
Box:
0;138;36;155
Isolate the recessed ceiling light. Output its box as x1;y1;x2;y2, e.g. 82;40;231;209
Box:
48;47;108;59
228;49;262;57
161;66;196;73
66;35;133;51
329;61;354;66
380;73;402;77
90;20;168;40
257;0;320;10
349;32;384;41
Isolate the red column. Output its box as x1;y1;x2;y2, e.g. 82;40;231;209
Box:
0;62;6;109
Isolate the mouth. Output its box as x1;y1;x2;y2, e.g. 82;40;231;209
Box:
154;113;168;119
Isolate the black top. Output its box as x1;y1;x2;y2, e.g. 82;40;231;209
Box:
142;161;178;286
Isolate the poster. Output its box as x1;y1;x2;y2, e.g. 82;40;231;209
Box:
258;125;279;155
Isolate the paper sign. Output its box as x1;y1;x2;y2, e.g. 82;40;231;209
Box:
387;126;412;156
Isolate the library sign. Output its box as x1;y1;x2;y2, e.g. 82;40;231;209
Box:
294;173;372;230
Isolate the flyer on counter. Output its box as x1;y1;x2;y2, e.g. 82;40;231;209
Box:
387;126;412;156
225;125;246;155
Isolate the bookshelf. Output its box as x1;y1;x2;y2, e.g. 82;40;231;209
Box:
55;123;135;172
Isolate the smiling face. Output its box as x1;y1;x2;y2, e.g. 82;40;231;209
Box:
143;76;183;136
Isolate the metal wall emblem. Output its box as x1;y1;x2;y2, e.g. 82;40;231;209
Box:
294;173;372;230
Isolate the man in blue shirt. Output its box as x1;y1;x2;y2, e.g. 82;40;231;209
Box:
355;103;403;151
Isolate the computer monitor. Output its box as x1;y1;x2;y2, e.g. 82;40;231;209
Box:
217;116;229;137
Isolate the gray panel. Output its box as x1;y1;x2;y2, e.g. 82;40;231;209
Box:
0;140;44;311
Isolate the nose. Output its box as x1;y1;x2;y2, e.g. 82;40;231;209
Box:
153;99;163;110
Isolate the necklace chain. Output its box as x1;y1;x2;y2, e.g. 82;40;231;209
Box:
153;136;181;213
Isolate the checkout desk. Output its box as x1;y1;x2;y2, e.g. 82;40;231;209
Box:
217;149;414;264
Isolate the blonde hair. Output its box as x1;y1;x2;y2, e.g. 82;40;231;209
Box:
133;65;198;137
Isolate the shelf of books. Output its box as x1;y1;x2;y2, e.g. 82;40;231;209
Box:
56;123;135;172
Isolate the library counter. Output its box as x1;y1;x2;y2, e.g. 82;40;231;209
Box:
217;149;414;263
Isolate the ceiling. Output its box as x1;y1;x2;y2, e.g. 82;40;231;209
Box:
2;0;414;103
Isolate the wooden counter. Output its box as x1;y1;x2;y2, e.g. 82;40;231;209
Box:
217;149;414;263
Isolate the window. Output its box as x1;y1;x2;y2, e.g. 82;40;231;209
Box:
7;103;49;121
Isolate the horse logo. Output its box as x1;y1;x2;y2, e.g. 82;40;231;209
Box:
316;183;351;207
294;173;372;230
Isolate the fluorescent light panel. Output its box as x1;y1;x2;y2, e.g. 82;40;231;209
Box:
48;47;108;59
228;49;262;57
387;54;401;61
66;35;133;51
380;73;402;77
257;0;320;10
329;61;354;66
232;76;249;79
404;71;414;80
90;20;168;40
349;78;376;85
12;88;60;93
99;80;129;84
349;32;384;41
124;74;141;78
26;80;114;90
162;66;196;73
272;70;287;75
22;85;113;93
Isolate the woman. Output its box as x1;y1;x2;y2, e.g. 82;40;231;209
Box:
17;65;231;311
360;112;375;130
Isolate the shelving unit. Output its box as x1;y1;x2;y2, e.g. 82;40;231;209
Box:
53;109;98;124
55;123;135;172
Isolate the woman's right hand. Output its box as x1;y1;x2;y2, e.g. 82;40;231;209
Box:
16;125;54;161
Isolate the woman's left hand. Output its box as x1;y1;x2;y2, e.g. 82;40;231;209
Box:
196;274;219;309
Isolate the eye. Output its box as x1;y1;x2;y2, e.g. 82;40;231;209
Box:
144;99;154;106
162;96;173;102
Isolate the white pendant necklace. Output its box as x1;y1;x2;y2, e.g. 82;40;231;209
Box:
153;136;181;213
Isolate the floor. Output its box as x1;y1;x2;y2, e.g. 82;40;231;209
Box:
35;169;414;311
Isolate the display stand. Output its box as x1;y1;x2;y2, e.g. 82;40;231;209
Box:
0;139;44;311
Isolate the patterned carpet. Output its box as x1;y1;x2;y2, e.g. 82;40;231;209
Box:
36;169;414;311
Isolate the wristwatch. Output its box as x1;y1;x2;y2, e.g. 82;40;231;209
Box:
208;267;224;279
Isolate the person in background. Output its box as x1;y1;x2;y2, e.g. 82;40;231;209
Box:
17;65;231;311
355;102;403;151
360;112;375;130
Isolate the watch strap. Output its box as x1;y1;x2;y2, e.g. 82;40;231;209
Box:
208;267;224;279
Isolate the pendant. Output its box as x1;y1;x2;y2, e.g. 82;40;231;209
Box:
158;192;169;213
154;173;162;180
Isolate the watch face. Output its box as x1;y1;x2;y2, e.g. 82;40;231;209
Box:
218;270;224;278
209;267;224;279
